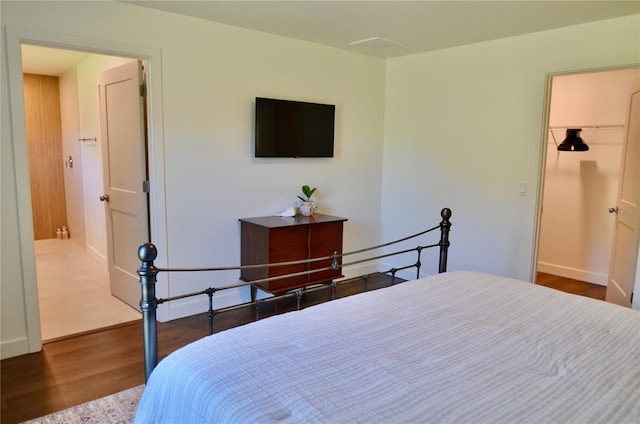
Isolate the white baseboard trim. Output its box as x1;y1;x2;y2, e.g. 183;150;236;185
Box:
1;337;30;360
537;262;607;286
394;269;421;281
167;287;246;321
85;244;107;268
339;262;384;281
163;262;385;321
378;259;435;282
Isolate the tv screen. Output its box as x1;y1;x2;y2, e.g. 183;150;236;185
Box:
255;97;335;158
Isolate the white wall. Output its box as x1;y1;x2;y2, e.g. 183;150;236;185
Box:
381;16;640;282
1;0;386;358
59;67;86;248
538;69;640;285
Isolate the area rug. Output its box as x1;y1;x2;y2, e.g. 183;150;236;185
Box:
23;384;144;424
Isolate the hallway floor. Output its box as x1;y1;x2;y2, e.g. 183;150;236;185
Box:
536;272;607;300
35;238;141;342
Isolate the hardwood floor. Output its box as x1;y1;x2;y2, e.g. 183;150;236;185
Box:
536;272;607;300
1;273;400;423
1;271;606;423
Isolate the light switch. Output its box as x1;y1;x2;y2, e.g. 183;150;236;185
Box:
519;182;528;196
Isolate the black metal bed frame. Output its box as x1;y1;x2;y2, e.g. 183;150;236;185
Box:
137;208;451;382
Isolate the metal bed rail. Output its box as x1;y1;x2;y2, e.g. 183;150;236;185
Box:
138;208;451;381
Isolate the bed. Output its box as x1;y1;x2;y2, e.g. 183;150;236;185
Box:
134;211;640;423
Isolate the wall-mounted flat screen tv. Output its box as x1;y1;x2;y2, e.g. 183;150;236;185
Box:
255;97;335;158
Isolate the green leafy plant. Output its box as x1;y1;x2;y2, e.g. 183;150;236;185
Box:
297;185;317;202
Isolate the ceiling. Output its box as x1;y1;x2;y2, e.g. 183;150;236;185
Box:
21;1;640;74
123;0;639;58
21;46;92;76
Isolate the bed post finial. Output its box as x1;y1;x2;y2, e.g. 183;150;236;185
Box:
438;208;452;273
138;243;159;383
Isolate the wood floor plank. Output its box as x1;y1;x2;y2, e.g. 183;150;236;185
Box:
536;272;607;300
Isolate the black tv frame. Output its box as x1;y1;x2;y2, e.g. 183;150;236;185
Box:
255;97;335;158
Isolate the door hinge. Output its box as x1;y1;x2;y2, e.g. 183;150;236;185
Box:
140;84;147;97
143;180;150;193
631;292;634;305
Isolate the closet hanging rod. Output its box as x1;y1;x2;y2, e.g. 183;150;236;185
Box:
549;124;623;130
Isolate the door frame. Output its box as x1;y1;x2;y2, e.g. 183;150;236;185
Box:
531;64;640;305
5;26;169;352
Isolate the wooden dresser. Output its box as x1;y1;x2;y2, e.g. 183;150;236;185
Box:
239;214;347;299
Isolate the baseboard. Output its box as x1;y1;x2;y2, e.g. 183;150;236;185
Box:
166;287;246;321
0;337;31;360
339;262;384;281
85;244;107;268
537;262;607;286
378;259;437;282
164;262;385;321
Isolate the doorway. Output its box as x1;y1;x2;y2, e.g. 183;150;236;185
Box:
536;67;640;304
6;26;168;354
21;45;144;341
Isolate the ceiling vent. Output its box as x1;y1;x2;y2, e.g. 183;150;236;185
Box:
349;37;405;50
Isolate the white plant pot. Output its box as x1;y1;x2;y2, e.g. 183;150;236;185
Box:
298;201;317;216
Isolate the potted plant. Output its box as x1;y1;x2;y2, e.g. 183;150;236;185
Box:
297;185;317;216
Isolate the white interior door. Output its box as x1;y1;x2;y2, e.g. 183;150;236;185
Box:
99;60;149;310
606;87;640;307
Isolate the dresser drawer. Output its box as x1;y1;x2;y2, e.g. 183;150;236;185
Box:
269;226;308;247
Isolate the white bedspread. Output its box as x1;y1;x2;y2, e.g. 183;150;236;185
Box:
135;271;640;423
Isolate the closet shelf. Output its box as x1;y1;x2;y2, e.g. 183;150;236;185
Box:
549;124;623;130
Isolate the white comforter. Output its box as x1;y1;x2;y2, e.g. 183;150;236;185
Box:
135;271;640;423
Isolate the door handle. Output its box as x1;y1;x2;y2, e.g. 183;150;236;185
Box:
99;194;110;202
609;206;619;214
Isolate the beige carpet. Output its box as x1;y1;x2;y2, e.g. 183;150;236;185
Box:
22;385;144;424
